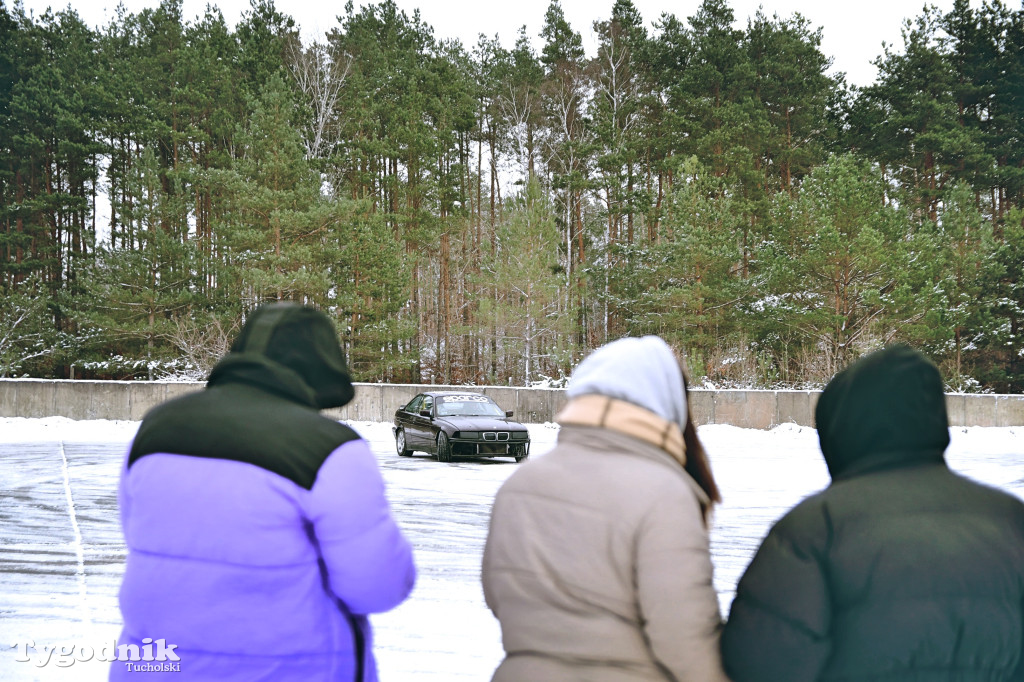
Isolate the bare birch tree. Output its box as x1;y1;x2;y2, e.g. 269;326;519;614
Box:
287;38;353;163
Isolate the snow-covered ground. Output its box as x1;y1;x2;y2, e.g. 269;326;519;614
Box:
0;417;1021;681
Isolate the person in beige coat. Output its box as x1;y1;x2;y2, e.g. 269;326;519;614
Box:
482;336;730;682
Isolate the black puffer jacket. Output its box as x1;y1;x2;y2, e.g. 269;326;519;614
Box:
721;346;1024;682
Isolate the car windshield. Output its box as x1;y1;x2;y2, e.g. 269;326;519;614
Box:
436;395;505;417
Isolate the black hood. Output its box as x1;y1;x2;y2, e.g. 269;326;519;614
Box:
815;345;949;480
207;303;355;409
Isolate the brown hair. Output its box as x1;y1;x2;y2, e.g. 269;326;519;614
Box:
681;372;721;516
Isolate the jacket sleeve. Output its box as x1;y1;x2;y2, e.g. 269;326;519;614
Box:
636;486;731;682
304;438;416;615
118;443;134;534
720;505;832;682
1014;596;1024;681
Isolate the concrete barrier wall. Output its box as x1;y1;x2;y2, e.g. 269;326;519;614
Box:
1;378;1022;428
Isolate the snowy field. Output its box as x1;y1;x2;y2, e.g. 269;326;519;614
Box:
0;417;1021;681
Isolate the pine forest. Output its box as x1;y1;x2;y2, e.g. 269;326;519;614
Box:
1;0;1022;391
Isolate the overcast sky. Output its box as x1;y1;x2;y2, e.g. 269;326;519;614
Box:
19;0;987;87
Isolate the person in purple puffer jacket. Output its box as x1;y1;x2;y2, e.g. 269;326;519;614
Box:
112;303;416;681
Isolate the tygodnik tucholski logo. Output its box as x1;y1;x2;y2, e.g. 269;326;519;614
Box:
11;639;181;672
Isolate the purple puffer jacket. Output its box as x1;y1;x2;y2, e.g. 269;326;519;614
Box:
111;304;415;681
111;436;414;682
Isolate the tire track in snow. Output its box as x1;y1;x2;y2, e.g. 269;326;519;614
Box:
59;440;92;627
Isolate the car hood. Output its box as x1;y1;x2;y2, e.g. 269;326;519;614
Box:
438;416;528;432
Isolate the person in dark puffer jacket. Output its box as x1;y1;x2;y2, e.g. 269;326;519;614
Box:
112;303;415;682
721;345;1024;682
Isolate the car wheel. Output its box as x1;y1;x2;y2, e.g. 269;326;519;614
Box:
436;432;453;463
396;429;412;457
512;444;528;463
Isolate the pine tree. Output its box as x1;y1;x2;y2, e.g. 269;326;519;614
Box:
654;0;772;280
760;155;904;380
329;0;441;380
624;157;744;375
326;200;411;381
540;0;590;346
591;0;648;247
235;0;296;96
73;146;199;379
850;8;985;221
745;10;836;192
0;273;60;377
215;74;331;308
983;208;1024;390
486;178;570;384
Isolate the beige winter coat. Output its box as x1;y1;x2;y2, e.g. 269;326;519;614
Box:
482;395;730;682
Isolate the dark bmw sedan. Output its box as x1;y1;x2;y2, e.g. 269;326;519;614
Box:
393;391;531;463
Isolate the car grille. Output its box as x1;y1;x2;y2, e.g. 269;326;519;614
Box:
482;432;510;441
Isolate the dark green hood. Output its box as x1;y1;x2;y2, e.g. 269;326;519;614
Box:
207;303;355;409
815;345;950;480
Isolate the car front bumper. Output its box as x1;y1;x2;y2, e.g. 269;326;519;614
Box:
449;439;530;457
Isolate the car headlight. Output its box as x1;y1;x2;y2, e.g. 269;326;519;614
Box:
455;431;478;439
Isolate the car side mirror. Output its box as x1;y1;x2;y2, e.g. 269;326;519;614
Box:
505;410;514;418
420;409;432;418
